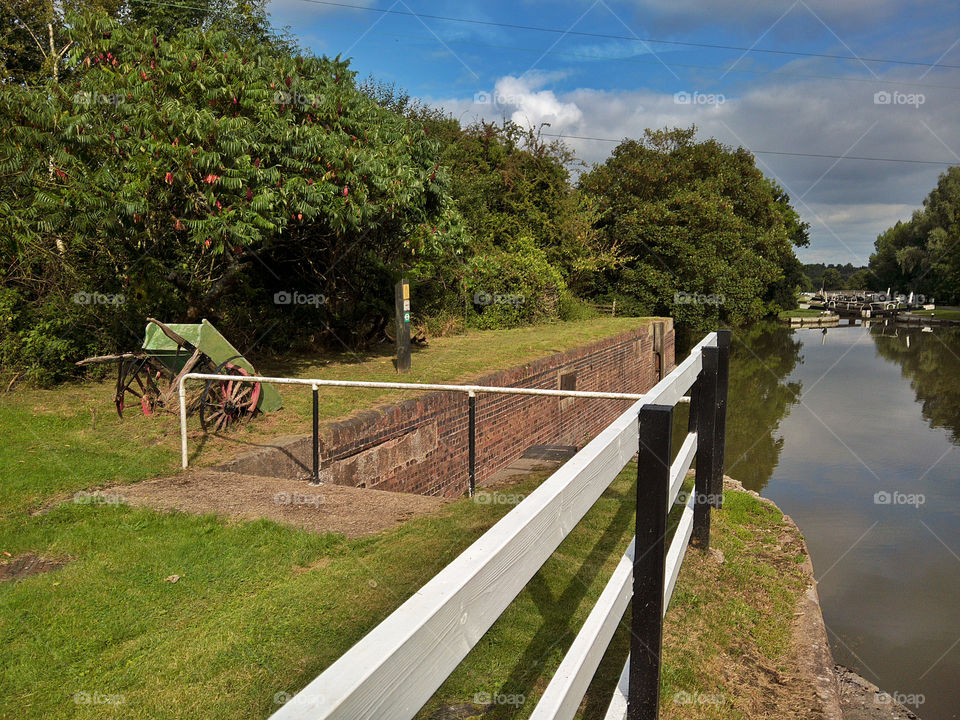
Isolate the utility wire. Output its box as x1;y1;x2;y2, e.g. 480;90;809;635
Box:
123;0;960;90
294;0;960;71
283;19;960;91
540;132;957;165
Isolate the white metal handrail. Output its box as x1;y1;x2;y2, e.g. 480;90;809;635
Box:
177;373;690;470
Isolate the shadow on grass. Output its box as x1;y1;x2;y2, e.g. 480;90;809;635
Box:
483;475;638;719
254;341;425;377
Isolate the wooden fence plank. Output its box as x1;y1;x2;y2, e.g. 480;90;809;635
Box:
604;490;696;720
664;493;695;609
628;405;672;720
269;393;648;720
604;657;631;720
531;487;694;720
667;432;697;511
529;539;635;720
270;332;719;720
646;332;715;408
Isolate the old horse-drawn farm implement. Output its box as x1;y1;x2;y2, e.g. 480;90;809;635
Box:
77;318;280;430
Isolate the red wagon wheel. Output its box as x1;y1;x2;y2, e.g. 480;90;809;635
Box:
199;359;261;432
115;355;165;418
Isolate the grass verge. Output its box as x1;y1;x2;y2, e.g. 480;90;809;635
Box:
2;465;808;719
907;308;960;320
777;309;828;319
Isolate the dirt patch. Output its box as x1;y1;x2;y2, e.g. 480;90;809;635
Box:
102;470;449;538
0;552;69;581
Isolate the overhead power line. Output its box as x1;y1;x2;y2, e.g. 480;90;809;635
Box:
282;19;960;91
123;0;960;90
296;0;960;71
540;132;958;165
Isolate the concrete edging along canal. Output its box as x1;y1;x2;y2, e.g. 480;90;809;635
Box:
895;313;960;327
780;312;841;327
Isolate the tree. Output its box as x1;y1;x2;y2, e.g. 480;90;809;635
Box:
847;269;872;291
0;10;461;380
869;166;960;304
1;0;127;85
821;268;843;290
579;127;808;328
363;78;617;327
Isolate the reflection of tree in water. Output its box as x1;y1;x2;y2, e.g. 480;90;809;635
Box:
871;325;960;444
724;322;803;492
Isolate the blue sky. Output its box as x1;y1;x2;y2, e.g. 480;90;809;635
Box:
266;0;960;265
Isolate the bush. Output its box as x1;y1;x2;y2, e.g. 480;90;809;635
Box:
0;10;463;380
464;237;566;329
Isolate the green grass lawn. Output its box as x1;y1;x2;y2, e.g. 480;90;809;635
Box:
1;317;650;484
1;317;807;719
777;308;828;319
907;308;960;320
0;318;652;518
1;461;805;720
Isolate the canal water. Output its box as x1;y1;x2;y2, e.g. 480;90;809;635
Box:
719;320;960;719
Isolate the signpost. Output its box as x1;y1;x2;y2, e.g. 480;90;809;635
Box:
395;279;411;373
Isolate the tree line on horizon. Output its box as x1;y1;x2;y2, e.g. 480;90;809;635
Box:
801;164;960;302
868;167;960;305
1;0;810;383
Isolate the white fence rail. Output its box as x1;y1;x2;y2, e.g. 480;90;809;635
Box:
257;329;730;720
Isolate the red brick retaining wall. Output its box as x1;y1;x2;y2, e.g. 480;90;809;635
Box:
310;319;674;497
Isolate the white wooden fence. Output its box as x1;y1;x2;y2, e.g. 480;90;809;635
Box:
267;330;730;720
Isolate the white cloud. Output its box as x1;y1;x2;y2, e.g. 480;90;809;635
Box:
482;75;584;130
429;69;960;264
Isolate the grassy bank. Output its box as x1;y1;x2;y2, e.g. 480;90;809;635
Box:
2;317;811;719
906;308;960;320
2;460;808;719
777;308;827;319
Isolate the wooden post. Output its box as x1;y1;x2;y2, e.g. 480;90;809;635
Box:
394;279;411;374
691;347;718;548
652;322;664;380
628;404;672;720
711;330;731;507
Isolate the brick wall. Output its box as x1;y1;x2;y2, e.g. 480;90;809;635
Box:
306;319;675;497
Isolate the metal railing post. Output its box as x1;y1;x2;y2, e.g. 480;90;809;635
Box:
311;384;320;484
468;391;476;497
691;346;719;548
628;403;672;720
179;379;188;469
712;330;731;506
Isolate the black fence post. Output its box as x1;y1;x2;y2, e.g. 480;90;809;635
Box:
311;384;320;484
628;404;672;720
468;391;477;497
691;347;718;548
711;330;731;507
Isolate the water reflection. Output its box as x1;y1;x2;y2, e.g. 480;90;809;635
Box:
871;324;960;445
719;321;960;719
724;322;803;492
